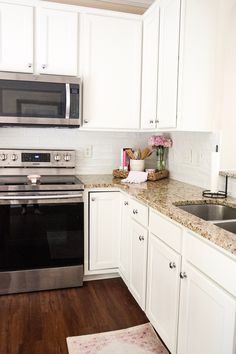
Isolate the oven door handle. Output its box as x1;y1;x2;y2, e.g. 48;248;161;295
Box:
65;83;71;119
0;193;83;200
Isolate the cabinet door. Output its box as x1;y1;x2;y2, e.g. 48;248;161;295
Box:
177;0;221;131
141;3;160;130
129;220;148;310
0;3;33;73
119;196;131;285
157;0;181;128
146;234;181;353
81;14;142;129
37;7;78;76
178;261;236;354
89;192;121;271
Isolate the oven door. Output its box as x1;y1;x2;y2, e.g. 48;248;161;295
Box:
0;74;81;127
0;193;84;273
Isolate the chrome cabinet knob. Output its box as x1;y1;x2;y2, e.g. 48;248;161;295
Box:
63;154;71;162
28;63;32;68
11;154;18;161
91;198;96;202
149;120;154;124
0;153;7;161
139;235;144;241
41;64;47;69
133;209;138;214
155;119;159;123
124;201;129;206
169;262;176;269
54;154;61;161
180;272;187;279
84;120;89;124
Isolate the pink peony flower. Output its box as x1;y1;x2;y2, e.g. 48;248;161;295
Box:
148;135;172;148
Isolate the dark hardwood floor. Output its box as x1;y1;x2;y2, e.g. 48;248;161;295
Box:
0;278;148;354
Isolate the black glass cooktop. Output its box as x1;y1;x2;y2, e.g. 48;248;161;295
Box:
0;175;84;191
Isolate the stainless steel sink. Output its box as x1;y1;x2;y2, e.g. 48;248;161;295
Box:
177;204;236;221
214;221;236;234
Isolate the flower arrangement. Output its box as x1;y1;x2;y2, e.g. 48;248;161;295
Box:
148;135;172;148
148;135;173;171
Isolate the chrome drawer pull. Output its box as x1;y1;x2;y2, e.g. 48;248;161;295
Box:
169;262;176;269
180;272;187;279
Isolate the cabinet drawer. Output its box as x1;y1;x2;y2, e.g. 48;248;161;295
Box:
184;230;236;297
149;209;182;252
130;199;148;227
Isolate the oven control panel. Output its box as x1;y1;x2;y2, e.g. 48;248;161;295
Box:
0;149;75;168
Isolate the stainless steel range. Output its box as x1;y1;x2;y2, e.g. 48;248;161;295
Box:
0;149;84;295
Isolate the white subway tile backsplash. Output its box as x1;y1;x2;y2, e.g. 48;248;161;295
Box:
168;132;213;189
0;127;153;175
2;127;236;197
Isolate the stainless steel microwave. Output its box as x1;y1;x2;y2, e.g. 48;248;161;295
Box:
0;73;82;127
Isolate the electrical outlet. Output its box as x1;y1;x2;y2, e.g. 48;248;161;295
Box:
84;145;93;158
192;151;200;166
183;149;192;164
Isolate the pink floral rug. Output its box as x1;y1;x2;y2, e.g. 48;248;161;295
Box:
66;323;169;354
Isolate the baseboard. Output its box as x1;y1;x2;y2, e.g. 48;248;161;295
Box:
84;272;120;281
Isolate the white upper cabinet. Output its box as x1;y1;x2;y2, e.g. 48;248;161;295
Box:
141;0;181;130
37;6;78;76
0;3;33;73
80;14;142;129
177;0;222;131
141;3;159;129
157;0;181;129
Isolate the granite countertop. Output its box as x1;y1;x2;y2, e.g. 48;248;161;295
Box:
79;175;236;257
220;171;236;178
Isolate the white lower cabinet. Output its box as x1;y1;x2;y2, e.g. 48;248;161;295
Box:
89;192;121;271
178;260;236;354
129;219;148;310
119;195;131;285
146;233;181;353
88;191;236;353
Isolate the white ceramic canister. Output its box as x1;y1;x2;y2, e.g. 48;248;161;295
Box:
130;159;145;171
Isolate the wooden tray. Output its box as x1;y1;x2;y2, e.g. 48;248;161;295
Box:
113;169;169;181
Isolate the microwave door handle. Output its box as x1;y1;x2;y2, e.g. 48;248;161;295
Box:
65;83;71;119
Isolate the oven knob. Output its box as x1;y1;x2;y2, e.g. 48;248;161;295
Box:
54;154;61;161
11;153;18;161
64;154;71;162
0;153;7;161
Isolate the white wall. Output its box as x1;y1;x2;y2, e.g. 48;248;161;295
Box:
168;132;213;189
219;0;236;171
167;131;236;198
0;127;153;174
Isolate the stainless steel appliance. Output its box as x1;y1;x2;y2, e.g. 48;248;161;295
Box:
0;149;84;295
0;73;82;127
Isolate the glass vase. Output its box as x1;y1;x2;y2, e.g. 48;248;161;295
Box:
156;146;166;171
